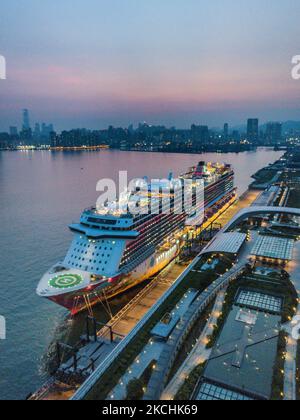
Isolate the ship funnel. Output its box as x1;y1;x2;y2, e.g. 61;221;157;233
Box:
168;172;173;181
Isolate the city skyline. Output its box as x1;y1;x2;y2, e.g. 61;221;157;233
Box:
4;107;299;134
0;0;300;131
2;106;293;153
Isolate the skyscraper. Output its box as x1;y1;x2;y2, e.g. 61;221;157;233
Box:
266;122;282;145
41;123;55;139
223;123;229;141
247;119;259;144
33;123;41;140
22;109;30;130
9;126;18;136
191;124;210;149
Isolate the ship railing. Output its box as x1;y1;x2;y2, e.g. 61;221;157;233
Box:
83;206;133;219
27;378;56;400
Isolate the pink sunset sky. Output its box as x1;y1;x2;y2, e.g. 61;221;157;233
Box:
0;0;300;131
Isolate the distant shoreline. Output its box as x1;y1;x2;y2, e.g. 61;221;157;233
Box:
0;145;285;155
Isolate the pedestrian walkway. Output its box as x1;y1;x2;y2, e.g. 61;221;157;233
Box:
99;262;189;340
161;290;226;400
283;322;297;401
107;340;164;400
215;190;260;228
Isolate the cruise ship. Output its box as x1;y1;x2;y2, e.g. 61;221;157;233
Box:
37;162;236;314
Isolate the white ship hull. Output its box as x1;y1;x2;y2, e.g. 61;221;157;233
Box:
47;243;180;314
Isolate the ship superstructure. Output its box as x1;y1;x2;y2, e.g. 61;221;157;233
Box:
37;162;236;313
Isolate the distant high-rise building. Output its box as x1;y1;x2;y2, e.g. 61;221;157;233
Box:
247;118;259;144
22;109;30;130
266;122;282;145
191;124;210;148
232;130;240;142
40;123;55;140
128;124;134;134
34;123;41;139
9;126;18;136
50;131;58;148
223;123;229;141
20;109;32;144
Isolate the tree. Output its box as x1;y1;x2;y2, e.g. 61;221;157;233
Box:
126;378;144;400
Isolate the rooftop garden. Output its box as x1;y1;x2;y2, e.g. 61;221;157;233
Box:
206;267;297;351
179;267;296;401
271;331;288;400
286;187;300;209
174;363;206;400
125;360;155;400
